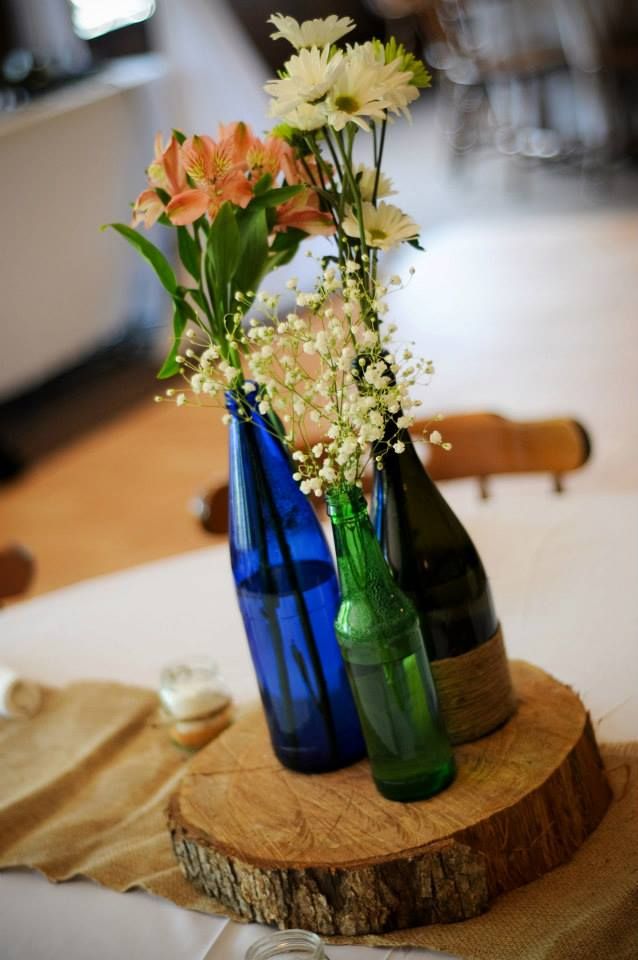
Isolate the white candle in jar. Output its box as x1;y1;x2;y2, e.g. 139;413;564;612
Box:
159;658;229;720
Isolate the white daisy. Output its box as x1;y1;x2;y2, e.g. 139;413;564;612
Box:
379;70;420;119
265;46;343;117
324;44;418;131
343;201;420;250
346;42;419;120
282;101;328;131
268;14;355;50
354;163;396;201
324;53;389;131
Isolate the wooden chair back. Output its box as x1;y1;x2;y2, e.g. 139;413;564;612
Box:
193;413;592;533
0;543;35;603
419;413;591;497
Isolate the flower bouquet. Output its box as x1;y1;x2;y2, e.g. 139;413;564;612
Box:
139;14;457;800
107;120;332;383
111;12;481;800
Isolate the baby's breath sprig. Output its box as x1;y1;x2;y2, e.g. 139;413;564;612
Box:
153;323;249;414
245;267;436;497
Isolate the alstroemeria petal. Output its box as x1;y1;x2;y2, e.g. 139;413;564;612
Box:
218;121;257;166
167;188;209;225
132;188;164;229
218;172;253;210
181;135;217;183
275;191;334;236
163;135;186;195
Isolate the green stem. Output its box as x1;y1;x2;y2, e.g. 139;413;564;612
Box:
300;147;345;254
335;127;369;268
243;418;298;749
372;118;388;205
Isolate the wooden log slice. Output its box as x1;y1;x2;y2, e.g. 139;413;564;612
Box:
168;661;611;936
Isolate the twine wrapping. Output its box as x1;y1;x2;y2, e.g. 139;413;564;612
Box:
430;627;516;744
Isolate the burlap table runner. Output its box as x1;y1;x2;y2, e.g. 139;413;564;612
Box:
1;681;636;959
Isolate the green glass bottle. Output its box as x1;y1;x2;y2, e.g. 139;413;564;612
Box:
325;486;455;802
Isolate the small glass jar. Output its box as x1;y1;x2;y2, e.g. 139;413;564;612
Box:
159;655;232;750
244;929;327;960
159;655;229;721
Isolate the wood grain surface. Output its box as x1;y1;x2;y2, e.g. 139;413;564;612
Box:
168;661;612;934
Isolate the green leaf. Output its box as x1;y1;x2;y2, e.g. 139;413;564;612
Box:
407;237;425;251
157;301;188;379
271;122;304;146
270;227;305;253
177;226;200;280
187;288;208;314
248;184;304;210
104;223;177;295
267;244;299;272
207;202;240;297
267;228;305;271
234;208;269;303
172;128;186;145
253;173;273;195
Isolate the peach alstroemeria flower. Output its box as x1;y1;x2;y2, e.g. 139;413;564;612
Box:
275;189;334;236
219;123;288;183
217;121;258;167
246;135;288;181
279;145;324;189
132;133;187;228
167;135;253;226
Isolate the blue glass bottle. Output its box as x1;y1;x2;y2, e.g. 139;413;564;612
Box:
226;389;365;773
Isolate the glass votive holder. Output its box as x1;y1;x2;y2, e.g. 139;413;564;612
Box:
159;655;231;750
244;930;327;960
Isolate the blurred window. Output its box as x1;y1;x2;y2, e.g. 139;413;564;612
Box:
69;0;155;40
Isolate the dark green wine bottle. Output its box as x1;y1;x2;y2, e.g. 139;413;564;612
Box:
326;486;455;802
371;422;498;663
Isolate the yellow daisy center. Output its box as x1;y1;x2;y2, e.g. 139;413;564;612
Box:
334;94;360;114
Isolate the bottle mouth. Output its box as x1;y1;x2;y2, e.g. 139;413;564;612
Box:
325;484;368;519
225;381;259;416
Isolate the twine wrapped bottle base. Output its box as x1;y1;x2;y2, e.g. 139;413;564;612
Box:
430;626;516;744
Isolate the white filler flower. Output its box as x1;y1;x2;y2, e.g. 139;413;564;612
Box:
343;201;420;250
265;46;343;117
268;14;355;50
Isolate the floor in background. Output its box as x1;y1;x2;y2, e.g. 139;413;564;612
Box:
2;97;637;598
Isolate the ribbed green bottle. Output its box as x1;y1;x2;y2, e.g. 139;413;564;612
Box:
325;486;455;802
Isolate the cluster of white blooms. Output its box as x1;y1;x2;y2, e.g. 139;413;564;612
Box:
266;38;419;133
154;327;246;411
245;265;438;496
262;15;430;268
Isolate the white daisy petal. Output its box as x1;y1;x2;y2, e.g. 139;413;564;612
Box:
268;14;355;50
265;46;343;116
354;163;396;202
343;201;420;251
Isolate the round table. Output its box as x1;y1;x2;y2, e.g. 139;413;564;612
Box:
1;487;636;960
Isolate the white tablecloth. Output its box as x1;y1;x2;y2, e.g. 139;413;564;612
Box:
1;488;636;960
